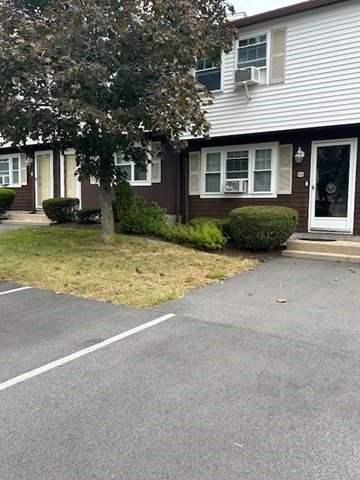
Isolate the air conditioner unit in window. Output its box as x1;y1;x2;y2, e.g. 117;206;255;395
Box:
224;179;247;193
0;176;9;186
235;67;260;86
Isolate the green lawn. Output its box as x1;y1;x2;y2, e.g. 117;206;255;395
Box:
0;227;258;308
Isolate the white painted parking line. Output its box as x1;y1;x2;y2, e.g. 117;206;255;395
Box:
0;313;176;392
0;286;32;296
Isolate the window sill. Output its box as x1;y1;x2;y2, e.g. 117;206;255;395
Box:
198;89;223;96
129;181;152;187
200;193;277;199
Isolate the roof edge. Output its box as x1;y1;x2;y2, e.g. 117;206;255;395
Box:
230;0;349;28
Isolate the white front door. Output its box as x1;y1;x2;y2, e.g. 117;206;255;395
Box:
35;151;53;209
309;139;357;233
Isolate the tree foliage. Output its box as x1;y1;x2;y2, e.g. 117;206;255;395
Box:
0;0;236;242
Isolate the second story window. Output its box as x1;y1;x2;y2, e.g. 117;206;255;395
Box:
237;34;267;83
195;57;221;91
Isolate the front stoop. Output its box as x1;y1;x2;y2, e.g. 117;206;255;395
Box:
1;211;52;226
283;239;360;263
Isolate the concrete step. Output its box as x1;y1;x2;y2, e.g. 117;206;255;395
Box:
283;239;360;263
2;212;52;225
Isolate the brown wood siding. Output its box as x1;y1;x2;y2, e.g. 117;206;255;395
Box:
183;125;360;233
53;150;61;198
11;181;34;210
81;145;180;215
3;145;55;211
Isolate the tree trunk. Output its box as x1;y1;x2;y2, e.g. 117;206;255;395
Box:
99;179;115;243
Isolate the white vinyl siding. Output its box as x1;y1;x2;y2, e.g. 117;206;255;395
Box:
183;1;360;139
0;155;21;186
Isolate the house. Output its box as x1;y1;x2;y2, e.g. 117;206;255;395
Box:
183;0;360;235
2;0;360;235
0;139;181;222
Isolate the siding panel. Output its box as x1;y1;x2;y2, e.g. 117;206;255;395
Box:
185;1;360;139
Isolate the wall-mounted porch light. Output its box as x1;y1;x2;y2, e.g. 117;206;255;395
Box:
25;156;33;167
294;147;305;164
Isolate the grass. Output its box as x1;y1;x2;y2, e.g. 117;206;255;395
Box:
0;227;259;308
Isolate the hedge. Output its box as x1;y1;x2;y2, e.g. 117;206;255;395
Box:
0;188;15;217
229;205;298;250
76;208;101;224
42;197;80;223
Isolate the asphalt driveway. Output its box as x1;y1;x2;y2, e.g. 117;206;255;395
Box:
1;256;360;479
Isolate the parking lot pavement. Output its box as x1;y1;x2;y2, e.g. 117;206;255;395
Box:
0;283;159;383
1;257;360;480
0;224;29;232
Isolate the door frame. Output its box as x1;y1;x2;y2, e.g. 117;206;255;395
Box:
35;150;54;210
308;138;357;233
60;149;81;207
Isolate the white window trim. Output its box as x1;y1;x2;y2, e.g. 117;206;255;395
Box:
194;52;224;94
200;142;279;199
235;31;270;85
0;153;21;187
115;149;152;187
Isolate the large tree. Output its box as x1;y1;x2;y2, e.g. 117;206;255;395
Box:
0;0;235;242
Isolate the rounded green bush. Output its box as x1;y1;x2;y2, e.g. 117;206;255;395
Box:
76;207;101;224
42;197;80;223
229;206;298;250
0;188;16;217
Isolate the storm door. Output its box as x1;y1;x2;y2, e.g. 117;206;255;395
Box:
309;139;357;233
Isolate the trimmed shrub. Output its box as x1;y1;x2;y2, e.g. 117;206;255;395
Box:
0;188;15;217
42;197;80;223
229;206;298;250
76;208;101;224
160;222;226;251
189;217;232;239
113;182;225;250
114;181;167;234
